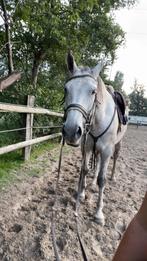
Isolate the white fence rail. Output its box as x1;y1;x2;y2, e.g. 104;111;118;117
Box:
128;115;147;125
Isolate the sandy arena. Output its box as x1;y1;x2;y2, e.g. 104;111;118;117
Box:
0;125;147;260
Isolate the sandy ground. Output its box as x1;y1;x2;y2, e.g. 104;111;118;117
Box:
0;125;147;261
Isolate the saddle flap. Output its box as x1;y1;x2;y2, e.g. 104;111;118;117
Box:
114;91;127;125
114;91;126;115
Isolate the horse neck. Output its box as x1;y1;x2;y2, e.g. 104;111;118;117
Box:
91;78;115;133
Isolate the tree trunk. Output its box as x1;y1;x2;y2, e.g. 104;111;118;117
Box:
31;51;46;90
0;72;21;91
1;0;14;74
31;59;40;89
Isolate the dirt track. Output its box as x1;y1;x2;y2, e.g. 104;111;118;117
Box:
0;125;147;261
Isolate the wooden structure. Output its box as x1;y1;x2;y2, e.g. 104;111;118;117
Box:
0;96;63;160
0;72;22;92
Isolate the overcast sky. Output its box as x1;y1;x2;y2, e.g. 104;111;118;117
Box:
110;0;147;96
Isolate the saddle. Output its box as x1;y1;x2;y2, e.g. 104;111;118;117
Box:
113;91;128;125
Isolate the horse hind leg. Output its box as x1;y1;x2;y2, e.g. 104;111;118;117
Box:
111;141;121;181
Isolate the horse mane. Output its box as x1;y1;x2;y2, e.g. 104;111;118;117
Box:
97;76;105;104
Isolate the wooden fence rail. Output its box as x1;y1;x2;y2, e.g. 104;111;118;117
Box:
0;102;64;117
0;133;62;155
0;96;63;160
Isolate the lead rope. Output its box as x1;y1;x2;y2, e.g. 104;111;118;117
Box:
51;136;89;261
51;98;96;261
75;101;97;261
51;137;64;261
75;129;89;261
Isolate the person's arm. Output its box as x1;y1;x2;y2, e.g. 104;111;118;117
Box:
113;192;147;261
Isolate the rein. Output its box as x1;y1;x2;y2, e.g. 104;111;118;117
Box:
89;105;116;170
89;105;117;142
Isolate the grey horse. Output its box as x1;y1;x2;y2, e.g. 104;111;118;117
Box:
62;52;128;225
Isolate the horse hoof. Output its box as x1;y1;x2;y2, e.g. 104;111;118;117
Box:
110;177;116;182
91;183;97;192
94;212;105;226
74;211;78;217
94;216;105;226
79;192;85;202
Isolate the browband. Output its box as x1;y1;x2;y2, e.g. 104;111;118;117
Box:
66;74;97;84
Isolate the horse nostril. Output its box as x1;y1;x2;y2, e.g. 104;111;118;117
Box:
76;126;82;138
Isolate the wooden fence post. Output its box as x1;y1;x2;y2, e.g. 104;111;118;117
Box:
24;95;35;160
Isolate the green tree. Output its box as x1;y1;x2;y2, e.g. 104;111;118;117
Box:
129;80;147;116
0;0;137;92
0;0;138;145
113;71;124;92
104;70;126;96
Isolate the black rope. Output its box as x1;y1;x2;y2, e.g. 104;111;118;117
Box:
51;138;64;261
75;130;89;261
89;104;117;171
89;105;116;143
76;216;88;261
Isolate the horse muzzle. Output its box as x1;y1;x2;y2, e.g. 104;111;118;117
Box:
62;123;82;146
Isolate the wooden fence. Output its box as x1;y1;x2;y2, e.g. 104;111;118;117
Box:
0;95;63;160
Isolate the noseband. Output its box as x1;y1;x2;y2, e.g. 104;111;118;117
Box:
64;74;97;125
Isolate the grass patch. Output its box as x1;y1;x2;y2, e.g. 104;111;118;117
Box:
0;151;23;178
25;168;41;177
0;137;73;188
31;139;59;160
0;139;60;187
0;150;23;187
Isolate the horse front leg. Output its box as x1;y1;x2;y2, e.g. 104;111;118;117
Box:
95;153;111;226
92;153;100;188
78;151;91;201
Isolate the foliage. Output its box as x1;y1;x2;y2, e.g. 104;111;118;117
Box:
104;70;127;98
129;80;147;116
113;71;124;92
0;0;137;145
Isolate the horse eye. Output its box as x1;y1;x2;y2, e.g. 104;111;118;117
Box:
91;90;96;95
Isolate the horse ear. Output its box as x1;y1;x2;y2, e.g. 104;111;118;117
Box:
67;51;78;74
92;61;104;79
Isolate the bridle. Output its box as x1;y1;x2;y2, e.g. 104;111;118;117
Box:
64;74;98;129
64;73;117;167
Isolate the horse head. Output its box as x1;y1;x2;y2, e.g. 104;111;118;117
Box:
62;51;103;147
